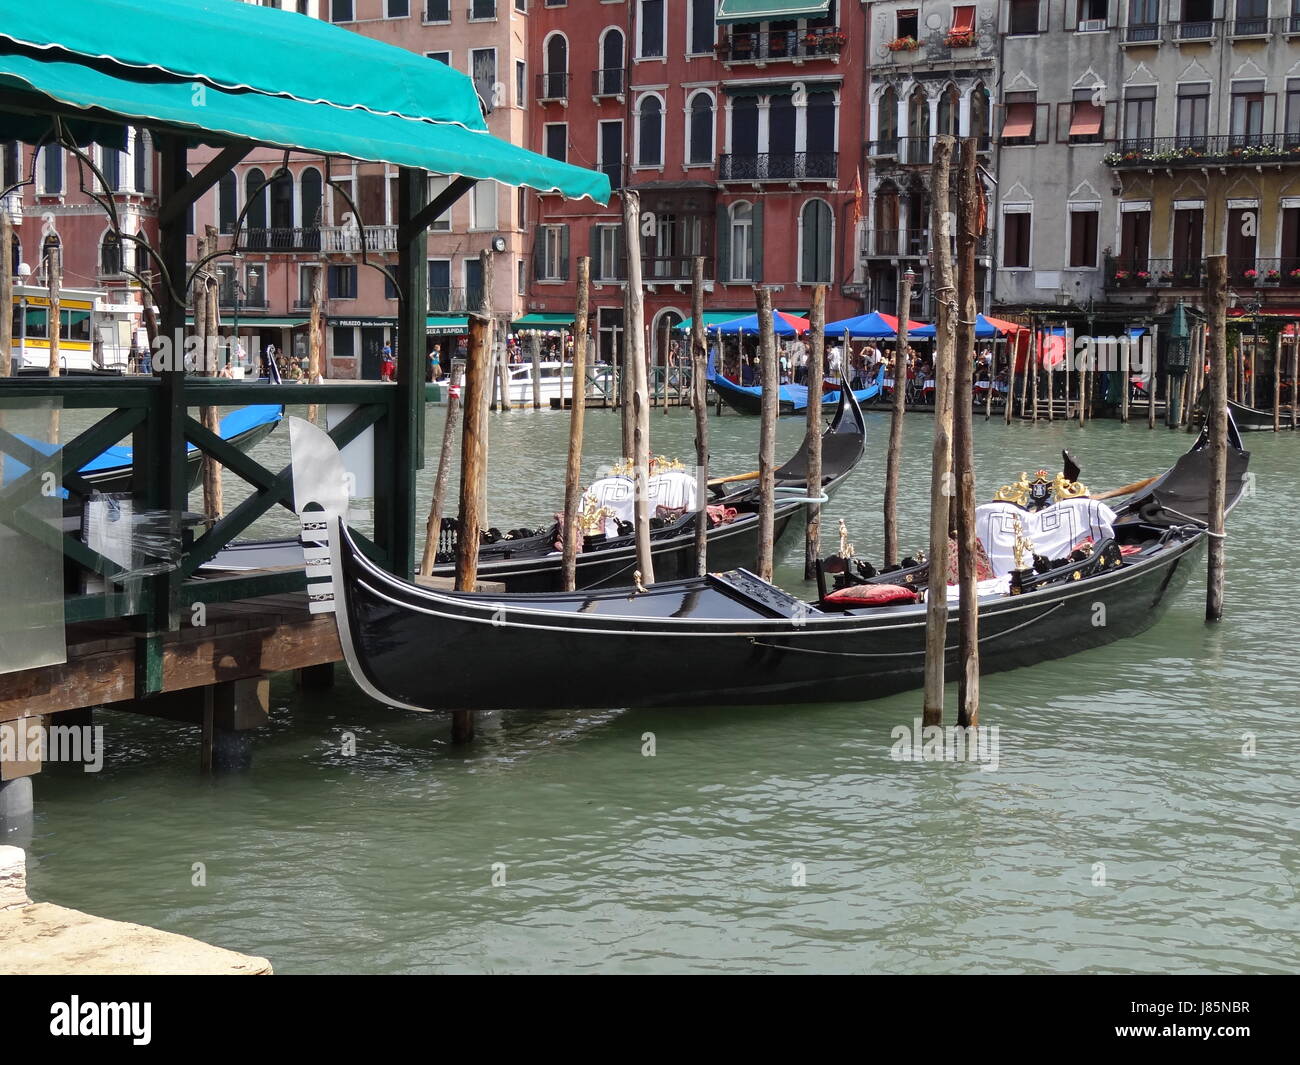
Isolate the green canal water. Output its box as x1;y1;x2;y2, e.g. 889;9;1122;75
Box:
19;403;1300;973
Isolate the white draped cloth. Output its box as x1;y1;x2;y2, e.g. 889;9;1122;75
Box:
974;498;1118;578
583;470;701;536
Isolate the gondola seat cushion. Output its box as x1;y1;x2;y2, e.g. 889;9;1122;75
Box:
824;583;919;606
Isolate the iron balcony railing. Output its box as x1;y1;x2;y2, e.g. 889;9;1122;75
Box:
319;224;399;254
861;228;930;257
537;71;568;101
643;255;714;282
1168;15;1300;41
243;227;321;252
1122;21;1161;43
592;68;626;97
1228;258;1300;285
861;228;991;259
1105;133;1300;167
1104;256;1206;289
868;136;991;164
428;286;484;313
718;151;838;180
715;27;846;64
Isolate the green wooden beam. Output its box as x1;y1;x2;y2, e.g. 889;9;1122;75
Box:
182;414;279;492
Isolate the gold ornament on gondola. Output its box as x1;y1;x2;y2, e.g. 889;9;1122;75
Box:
578;493;616;535
609;454;685;478
1011;516;1037;572
838;518;854;559
993;467;1088;506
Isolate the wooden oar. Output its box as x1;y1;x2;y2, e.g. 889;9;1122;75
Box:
708;469;760;487
1091;474;1160;501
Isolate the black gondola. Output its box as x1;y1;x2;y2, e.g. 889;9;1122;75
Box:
323;418;1249;714
419;382;866;592
1195;389;1294;432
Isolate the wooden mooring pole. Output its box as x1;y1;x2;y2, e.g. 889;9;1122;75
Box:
46;237;61;441
804;284;826;579
199;227;223;524
623;190;654;585
530;330;542;410
453;310;492;741
954;136;981;728
561;257;590;591
755;286;778;583
1205;254;1229;623
690;256;710;576
922;135;956;729
884;269;911;566
1273;328;1282;432
419;362;462;576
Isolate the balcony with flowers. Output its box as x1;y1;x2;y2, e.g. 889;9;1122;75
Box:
1104;135;1300;169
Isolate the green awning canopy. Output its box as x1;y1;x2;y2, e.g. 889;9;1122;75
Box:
674;312;752;330
0;0;609;203
0;53;610;202
716;0;832;24
426;316;469;334
0;0;487;130
512;313;574;328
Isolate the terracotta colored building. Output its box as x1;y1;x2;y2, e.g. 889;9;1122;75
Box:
523;0;868;364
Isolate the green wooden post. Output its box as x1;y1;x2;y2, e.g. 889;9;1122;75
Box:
391;166;428;580
135;134;191;695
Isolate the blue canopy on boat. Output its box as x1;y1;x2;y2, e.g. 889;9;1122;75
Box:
910;314;1014;339
823;311;926;339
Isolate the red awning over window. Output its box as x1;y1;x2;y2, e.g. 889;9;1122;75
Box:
952;5;975;31
1002;103;1036;139
1069;102;1103;137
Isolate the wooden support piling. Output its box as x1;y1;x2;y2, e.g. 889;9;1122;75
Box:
530;331;542;410
755;287;778;583
0;207;12;385
307;258;323;421
954;136;981;728
1205;255;1229;623
691;256;710;577
561;257;590;591
420;362;462;575
1004;327;1017;426
623;190;654;585
804;285;826;579
884;270;911;566
1291;321;1298;430
46;237;61;441
198;227;223;524
1273;328;1282;432
1030;318;1039;422
1148;323;1158;430
922;135;956;729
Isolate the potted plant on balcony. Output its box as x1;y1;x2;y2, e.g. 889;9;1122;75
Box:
1136;270;1152;286
822;30;848;54
1289;268;1300;284
887;36;921;52
1242;267;1259;284
944;29;977;48
1113;268;1130;285
1155;271;1175;287
1263;269;1281;286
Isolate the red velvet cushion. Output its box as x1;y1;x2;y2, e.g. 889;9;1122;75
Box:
824;583;919;606
945;535;995;584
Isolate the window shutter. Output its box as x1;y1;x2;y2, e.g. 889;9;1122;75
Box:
590;225;602;280
560;224;570;280
716;203;730;281
1038;0;1048;32
533;231;545;281
752;201;764;283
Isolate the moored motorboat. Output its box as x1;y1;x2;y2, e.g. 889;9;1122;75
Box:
321;418;1248;714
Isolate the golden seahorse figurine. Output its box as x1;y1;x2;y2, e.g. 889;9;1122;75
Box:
837;518;854;559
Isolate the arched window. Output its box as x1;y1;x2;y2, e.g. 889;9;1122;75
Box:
877;86;898;152
101;231;122;276
270;170;294;231
687;91;714;165
971;83;991;145
937;84;960;138
245;169;267;247
800;199;833;284
544;33;568;99
301;167;323;250
218;172;238;234
637;94;663;167
907;87;930;164
873;181;900;255
729;201;753;282
599;28;624;96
